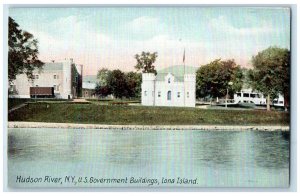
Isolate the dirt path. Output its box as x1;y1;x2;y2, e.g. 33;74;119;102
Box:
8;103;27;114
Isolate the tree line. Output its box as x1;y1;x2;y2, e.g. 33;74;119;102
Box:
95;69;142;99
9;17;290;111
195;46;290;111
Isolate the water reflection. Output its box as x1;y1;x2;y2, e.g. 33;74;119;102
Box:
190;131;290;170
8;131;33;158
8;129;85;161
251;131;289;169
191;131;238;168
105;131;145;166
8;128;290;187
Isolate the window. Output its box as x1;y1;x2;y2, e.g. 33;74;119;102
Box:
54;75;57;79
237;93;241;97
168;78;171;83
250;94;256;98
177;92;180;98
75;76;78;83
144;91;147;96
53;85;59;91
158;91;161;97
187;92;189;98
243;93;249;98
35;75;39;79
167;91;171;100
35;85;39;87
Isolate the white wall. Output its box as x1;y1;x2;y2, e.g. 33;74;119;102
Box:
141;73;196;107
184;74;196;107
233;89;266;105
141;73;155;106
10;70;65;98
9;59;75;99
154;73;185;107
62;59;72;99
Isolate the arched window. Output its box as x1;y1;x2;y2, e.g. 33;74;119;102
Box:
167;91;171;100
168;78;171;83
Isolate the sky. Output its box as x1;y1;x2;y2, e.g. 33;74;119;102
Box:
9;7;290;76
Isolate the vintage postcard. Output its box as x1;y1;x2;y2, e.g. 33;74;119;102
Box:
6;6;290;189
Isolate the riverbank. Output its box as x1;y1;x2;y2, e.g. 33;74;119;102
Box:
8;121;289;131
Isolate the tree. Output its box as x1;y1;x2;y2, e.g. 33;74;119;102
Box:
97;68;111;86
107;70;128;99
126;72;142;98
196;59;244;99
134;51;157;74
94;84;111;98
95;68;142;99
95;68;112;98
8;17;44;81
249;46;290;111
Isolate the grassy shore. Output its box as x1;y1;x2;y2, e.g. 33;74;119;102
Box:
8;102;289;125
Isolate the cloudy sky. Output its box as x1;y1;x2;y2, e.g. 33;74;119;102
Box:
9;7;290;75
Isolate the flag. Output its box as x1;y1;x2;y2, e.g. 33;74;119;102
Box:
183;48;185;64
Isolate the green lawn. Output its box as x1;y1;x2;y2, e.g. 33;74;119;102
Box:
8;102;289;126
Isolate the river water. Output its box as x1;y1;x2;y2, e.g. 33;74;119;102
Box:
8;128;289;188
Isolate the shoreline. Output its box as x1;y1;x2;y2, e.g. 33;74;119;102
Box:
8;121;289;131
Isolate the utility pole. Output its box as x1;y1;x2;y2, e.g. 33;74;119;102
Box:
226;82;233;108
183;48;186;107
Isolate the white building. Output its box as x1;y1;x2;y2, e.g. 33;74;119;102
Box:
234;88;284;107
234;88;266;105
273;95;284;107
141;65;196;107
9;58;82;99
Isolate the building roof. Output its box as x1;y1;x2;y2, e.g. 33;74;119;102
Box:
156;65;197;82
83;75;98;83
82;75;97;89
82;82;97;89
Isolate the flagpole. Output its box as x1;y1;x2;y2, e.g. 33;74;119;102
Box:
183;48;185;75
180;38;186;106
183;47;185;106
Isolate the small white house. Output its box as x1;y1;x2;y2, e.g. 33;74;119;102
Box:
141;65;196;107
9;58;82;99
272;94;285;107
234;88;284;107
234;89;266;105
